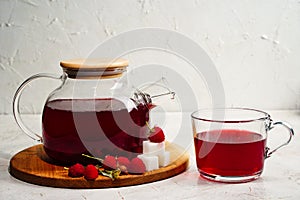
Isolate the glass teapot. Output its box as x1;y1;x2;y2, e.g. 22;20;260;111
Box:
13;58;174;164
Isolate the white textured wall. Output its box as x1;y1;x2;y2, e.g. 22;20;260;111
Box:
1;0;300;114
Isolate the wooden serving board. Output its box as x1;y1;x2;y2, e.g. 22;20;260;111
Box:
9;143;189;189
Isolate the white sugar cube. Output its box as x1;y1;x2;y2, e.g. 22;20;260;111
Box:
137;154;159;171
143;141;165;155
158;151;170;167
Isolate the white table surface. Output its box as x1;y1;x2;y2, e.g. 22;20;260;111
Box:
1;111;299;200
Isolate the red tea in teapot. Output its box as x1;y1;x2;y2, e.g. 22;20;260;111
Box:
42;98;150;164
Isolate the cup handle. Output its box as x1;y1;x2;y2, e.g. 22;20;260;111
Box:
265;121;294;158
13;73;64;142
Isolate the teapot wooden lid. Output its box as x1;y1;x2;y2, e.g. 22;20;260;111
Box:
60;58;129;79
60;58;128;70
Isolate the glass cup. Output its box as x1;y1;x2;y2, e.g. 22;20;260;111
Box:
191;108;294;183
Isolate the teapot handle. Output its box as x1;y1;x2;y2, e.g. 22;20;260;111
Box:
13;73;64;142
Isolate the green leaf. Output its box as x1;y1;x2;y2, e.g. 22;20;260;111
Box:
99;169;121;181
112;169;121;180
82;154;103;163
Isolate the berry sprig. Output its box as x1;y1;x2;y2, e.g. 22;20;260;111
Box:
102;155;146;175
67;154;146;181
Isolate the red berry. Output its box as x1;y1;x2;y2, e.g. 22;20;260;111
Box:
117;156;130;167
128;157;146;174
68;163;85;177
148;127;165;143
84;164;98;180
103;155;117;169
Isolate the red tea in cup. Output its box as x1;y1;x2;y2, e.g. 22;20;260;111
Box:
194;129;265;178
191;108;294;183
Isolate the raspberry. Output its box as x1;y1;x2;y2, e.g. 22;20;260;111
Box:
128;157;146;174
68;163;85;177
117;156;130;167
148;126;165;143
84;164;98;180
103;155;117;169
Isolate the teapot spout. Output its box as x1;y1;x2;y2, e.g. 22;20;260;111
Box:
133;90;175;110
133;77;175;109
151;91;175;100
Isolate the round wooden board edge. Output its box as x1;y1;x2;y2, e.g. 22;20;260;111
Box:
9;144;189;189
